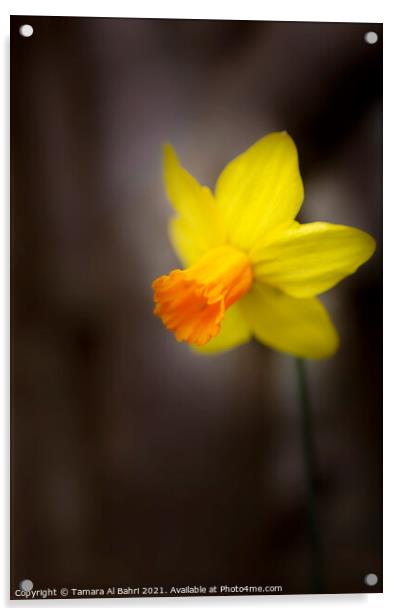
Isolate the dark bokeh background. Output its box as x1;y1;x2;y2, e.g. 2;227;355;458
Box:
11;17;382;597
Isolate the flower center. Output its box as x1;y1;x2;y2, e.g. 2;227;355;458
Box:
152;245;253;346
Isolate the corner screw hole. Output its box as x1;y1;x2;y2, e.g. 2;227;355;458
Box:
19;24;34;38
364;573;378;586
364;31;378;45
19;579;34;591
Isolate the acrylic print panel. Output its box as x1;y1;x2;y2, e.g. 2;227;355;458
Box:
11;16;382;600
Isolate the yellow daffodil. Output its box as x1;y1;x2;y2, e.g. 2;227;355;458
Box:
152;132;376;359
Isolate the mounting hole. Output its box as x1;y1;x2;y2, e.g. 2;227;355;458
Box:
19;24;34;38
364;31;378;45
364;573;378;586
19;579;33;591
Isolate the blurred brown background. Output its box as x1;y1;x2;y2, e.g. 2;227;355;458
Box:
11;17;382;596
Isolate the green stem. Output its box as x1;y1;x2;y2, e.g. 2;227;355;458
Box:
295;358;324;593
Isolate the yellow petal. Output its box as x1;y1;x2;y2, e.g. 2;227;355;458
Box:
240;281;339;359
251;222;376;298
163;144;225;266
192;303;251;354
214;132;304;251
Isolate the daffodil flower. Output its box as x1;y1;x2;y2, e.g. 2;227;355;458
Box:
152;132;376;359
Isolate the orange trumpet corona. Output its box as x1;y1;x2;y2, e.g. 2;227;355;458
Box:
152;245;253;346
